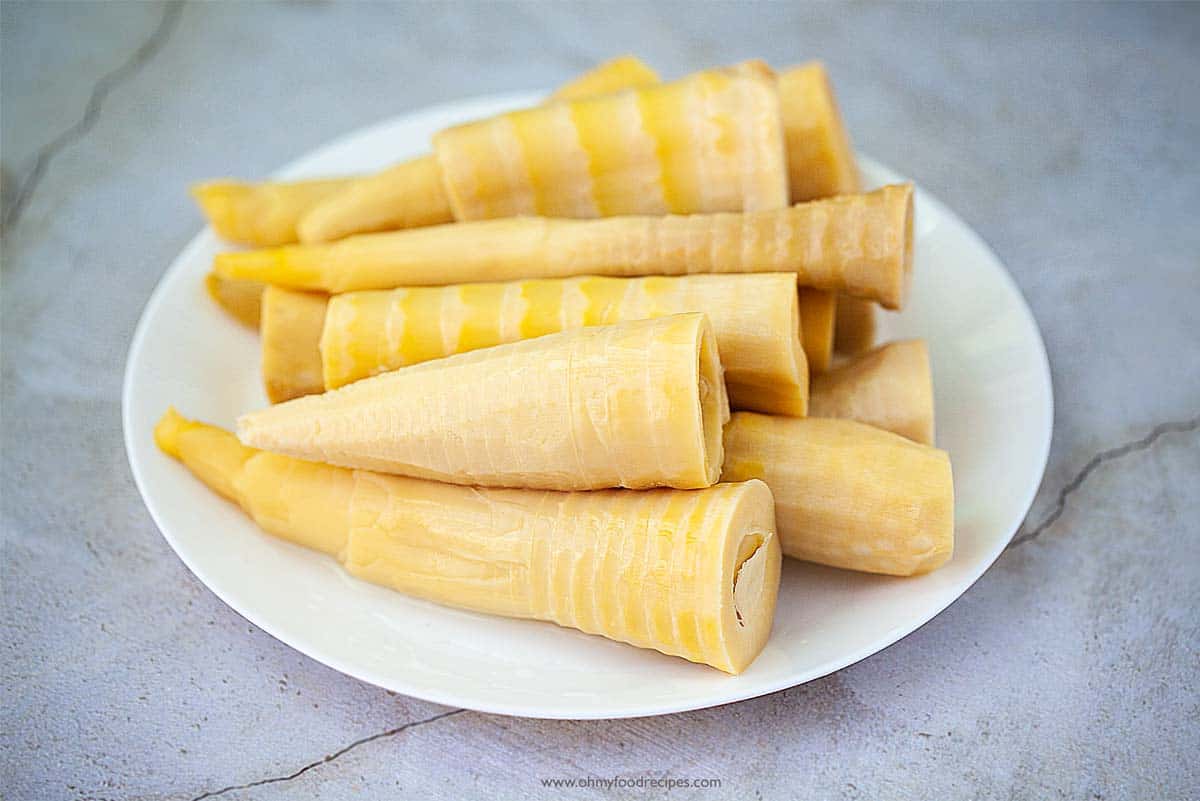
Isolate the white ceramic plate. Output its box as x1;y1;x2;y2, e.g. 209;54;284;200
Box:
124;91;1053;719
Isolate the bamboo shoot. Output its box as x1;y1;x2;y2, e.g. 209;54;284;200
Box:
205;273;264;329
433;61;787;221
216;185;914;310
722;413;953;576
811;339;933;445
260;287;329;403
779;62;881;354
296;157;454;244
779;61;861;203
833;295;878;355
305;273;807;416
195;57;661;247
156;409;781;674
191;178;354;247
239;314;729;491
798;288;836;373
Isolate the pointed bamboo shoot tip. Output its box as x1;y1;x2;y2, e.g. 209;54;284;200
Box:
190;181;244;232
154;407;191;459
213;249;282;284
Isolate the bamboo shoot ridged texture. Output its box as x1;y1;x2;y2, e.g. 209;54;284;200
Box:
722;413;953;576
315;273;807;416
298;55;665;243
192;56;664;248
215;185;913;308
191;177;354;248
296;157;455;244
433;61;788;220
778;61;881;357
157;410;781;674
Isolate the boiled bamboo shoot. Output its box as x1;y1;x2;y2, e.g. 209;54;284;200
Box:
205;273;264;329
798;288;836;373
779;62;881;354
296;157;454;244
433;61;787;221
833;295;877;355
156;409;780;674
549;55;660;101
196;57;661;247
811;339;933;445
779;62;861;203
192;178;354;247
260;287;329;403
721;413;953;576
239;314;729;491
216;185;914;310
306;273;807;416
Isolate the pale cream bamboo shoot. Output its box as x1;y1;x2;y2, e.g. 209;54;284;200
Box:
833;295;877;355
811;339;934;445
434;61;787;221
239;314;729;491
779;62;882;354
156;409;780;674
305;273;807;416
798;288;836;373
205;273;264;329
260;287;329;403
215;185;914;309
195;57;661;247
191;178;354;247
721;413;953;576
296;157;454;244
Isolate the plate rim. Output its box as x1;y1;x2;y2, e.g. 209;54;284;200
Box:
122;90;1054;719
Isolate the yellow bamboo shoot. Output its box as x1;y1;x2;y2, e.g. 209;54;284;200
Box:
296;157;454;244
833;295;877;355
779;62;881;355
305;273;807;416
204;273;264;329
260;287;329;403
191;178;354;247
778;61;861;203
722;413;953;576
216;185;913;309
195;57;661;247
156;409;781;674
239;314;728;491
797;288;836;373
549;55;660;101
433;61;787;220
811;339;933;445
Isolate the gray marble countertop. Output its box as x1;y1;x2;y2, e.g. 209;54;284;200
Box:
3;3;1197;799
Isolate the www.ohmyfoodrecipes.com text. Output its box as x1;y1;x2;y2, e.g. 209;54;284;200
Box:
540;776;722;790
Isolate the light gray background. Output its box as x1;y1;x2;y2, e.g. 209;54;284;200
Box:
3;3;1198;799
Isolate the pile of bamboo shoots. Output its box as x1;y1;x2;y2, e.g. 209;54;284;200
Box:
162;56;953;675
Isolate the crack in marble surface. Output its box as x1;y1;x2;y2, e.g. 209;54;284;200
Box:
1008;415;1200;550
0;1;182;232
186;709;466;800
